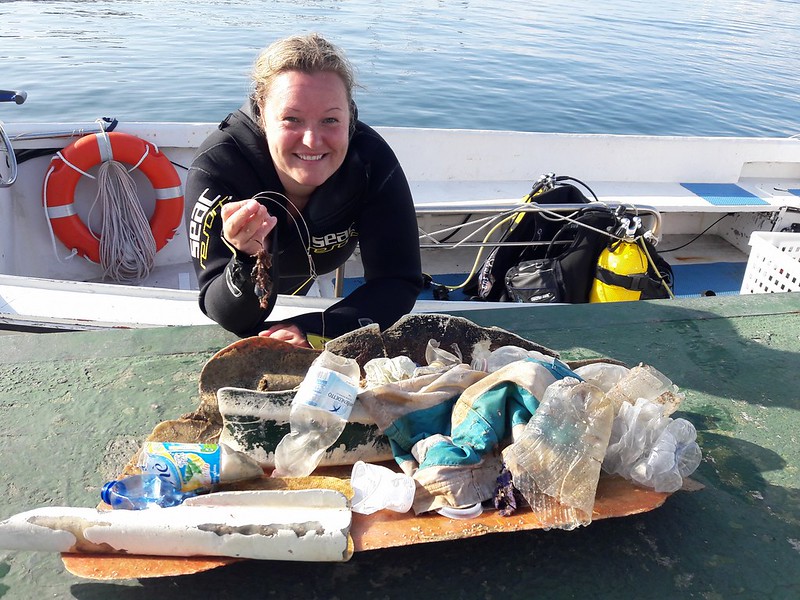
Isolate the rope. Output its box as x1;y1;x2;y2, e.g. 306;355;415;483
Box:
636;235;676;299
95;157;156;282
251;191;317;293
433;213;518;292
249;190;328;343
42;164;79;263
424;191;603;293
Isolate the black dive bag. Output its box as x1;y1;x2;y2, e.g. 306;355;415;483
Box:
463;176;673;303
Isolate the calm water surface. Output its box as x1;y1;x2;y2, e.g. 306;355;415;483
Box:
2;0;799;136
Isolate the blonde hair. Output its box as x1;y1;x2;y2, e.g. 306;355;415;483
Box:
252;33;356;120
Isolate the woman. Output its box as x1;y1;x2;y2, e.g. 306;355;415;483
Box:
186;34;423;348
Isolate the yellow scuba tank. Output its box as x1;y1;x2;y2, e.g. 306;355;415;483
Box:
589;217;649;303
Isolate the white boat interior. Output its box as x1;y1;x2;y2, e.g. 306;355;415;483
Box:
1;119;799;330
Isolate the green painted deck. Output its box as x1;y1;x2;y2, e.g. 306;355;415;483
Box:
1;292;799;599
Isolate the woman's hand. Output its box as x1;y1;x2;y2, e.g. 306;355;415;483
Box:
259;323;312;348
221;199;278;256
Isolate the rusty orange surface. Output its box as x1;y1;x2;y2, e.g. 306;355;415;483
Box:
350;476;670;551
62;553;241;580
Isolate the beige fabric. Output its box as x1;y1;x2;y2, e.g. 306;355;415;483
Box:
359;359;564;513
357;364;487;431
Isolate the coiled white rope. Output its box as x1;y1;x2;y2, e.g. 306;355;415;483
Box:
94;155;156;282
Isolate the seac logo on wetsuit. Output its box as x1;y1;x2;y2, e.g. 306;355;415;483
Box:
189;188;226;268
310;224;358;253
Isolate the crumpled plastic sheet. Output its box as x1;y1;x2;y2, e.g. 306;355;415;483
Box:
470;343;553;373
604;364;684;416
363;355;418;388
363;339;465;385
572;362;631;392
362;338;465;390
501;377;614;530
603;397;702;493
414;339;463;376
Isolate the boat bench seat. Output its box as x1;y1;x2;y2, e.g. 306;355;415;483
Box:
410;179;800;215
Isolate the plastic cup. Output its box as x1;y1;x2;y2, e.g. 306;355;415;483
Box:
350;461;416;515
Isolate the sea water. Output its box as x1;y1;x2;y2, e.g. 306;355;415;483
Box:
2;0;799;136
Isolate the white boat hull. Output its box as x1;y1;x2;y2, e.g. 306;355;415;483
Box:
2;121;799;331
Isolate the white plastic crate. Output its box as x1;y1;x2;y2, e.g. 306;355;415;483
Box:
740;231;800;294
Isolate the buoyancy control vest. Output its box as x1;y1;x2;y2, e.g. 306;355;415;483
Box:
463;175;674;304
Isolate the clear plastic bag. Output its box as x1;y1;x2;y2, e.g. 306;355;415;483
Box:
350;461;416;515
630;418;702;492
469;344;552;373
572;362;631;392
603;398;702;492
604;364;685;416
412;339;463;376
363;355;418;388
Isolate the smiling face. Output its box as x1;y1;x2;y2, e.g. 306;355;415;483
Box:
259;70;351;201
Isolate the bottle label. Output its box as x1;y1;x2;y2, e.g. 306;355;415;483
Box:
294;365;357;419
139;442;221;492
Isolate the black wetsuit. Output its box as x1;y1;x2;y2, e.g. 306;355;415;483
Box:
186;100;423;340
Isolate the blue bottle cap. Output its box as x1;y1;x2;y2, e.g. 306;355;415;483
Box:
100;480;118;505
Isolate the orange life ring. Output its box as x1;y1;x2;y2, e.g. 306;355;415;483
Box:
43;131;184;263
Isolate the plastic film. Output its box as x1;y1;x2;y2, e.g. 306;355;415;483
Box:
502;378;614;530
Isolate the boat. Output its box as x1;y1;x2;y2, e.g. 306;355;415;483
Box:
2;93;800;331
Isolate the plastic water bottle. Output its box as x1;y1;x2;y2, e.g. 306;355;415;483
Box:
101;474;194;510
272;350;359;478
138;442;263;493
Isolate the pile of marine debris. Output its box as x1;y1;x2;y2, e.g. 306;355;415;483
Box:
165;314;701;530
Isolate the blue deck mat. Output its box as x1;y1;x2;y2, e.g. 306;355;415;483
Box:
680;182;769;206
669;261;746;297
343;262;746;302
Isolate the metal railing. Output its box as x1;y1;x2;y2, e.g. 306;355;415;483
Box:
331;201;662;296
416;201;662;250
0;89;27;187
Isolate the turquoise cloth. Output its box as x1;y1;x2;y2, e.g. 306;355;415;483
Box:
415;358;579;471
384;398;456;465
358;356;582;511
